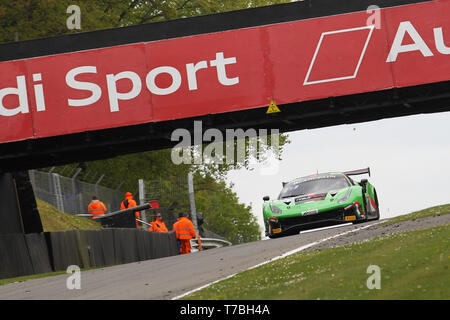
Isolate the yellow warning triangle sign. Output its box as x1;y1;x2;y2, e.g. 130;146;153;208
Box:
266;100;281;114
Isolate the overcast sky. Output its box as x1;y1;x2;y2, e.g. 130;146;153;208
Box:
227;111;450;238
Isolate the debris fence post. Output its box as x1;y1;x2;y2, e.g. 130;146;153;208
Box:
138;179;147;226
187;172;198;234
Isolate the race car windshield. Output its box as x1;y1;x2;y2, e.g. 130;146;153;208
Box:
279;177;350;199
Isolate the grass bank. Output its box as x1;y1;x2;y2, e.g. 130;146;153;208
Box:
37;199;102;232
0;271;67;286
381;203;450;226
183;223;449;300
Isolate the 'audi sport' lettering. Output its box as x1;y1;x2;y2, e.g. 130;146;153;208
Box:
0;1;449;143
0;52;238;115
387;21;450;62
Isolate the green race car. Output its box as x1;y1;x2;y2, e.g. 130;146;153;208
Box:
263;168;380;238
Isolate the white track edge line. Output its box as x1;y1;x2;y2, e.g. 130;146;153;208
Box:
172;221;383;300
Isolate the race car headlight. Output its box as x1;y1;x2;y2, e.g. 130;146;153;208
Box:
338;188;352;204
269;203;282;214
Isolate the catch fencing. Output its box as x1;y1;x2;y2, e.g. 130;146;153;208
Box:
29;169;229;242
138;175;190;230
29;170;123;216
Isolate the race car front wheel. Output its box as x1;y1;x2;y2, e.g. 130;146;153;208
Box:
372;189;380;220
352;190;369;224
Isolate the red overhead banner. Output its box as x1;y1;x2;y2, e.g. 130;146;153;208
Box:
0;1;449;143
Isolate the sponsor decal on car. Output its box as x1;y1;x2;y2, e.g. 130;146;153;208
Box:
302;209;319;216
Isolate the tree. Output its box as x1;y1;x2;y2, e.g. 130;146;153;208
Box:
196;180;261;244
0;0;292;42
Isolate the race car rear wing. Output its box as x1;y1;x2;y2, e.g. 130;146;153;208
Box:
344;167;371;177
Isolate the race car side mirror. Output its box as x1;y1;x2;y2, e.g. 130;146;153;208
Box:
360;179;368;185
263;196;270;201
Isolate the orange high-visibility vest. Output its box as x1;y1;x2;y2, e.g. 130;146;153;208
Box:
173;217;196;240
149;220;168;233
121;197;140;219
121;196;140;228
88;201;107;219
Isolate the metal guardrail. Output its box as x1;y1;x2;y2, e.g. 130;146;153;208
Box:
191;238;232;251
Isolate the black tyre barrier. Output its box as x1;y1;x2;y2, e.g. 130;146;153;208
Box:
167;231;179;256
153;231;164;258
136;230;152;261
151;231;178;258
0;234;34;279
24;233;52;275
75;230;91;269
0;229;179;280
157;232;171;258
99;229;115;266
84;230;106;268
46;230;82;272
113;228;140;265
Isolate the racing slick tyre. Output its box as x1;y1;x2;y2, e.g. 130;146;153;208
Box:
372;189;380;220
353;190;369;224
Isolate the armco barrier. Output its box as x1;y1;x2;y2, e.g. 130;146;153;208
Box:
0;229;179;280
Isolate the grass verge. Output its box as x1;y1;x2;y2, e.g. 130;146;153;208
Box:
37;199;102;232
0;201;103;286
183;223;450;300
0;265;106;286
381;203;450;226
0;271;67;286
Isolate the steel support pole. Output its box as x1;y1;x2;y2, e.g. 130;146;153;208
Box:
187;172;198;233
138;179;147;224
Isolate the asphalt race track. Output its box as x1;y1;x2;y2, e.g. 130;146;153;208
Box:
2;213;449;300
4;213;450;300
0;220;389;300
